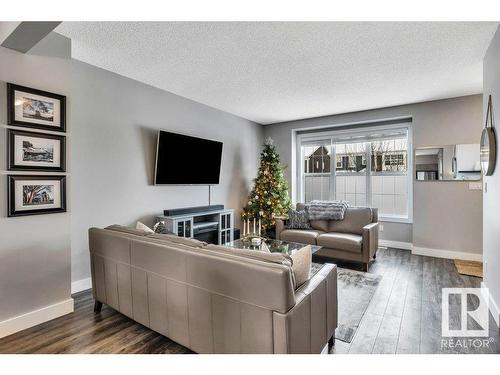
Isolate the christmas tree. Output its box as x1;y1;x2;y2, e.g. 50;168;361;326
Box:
242;137;291;233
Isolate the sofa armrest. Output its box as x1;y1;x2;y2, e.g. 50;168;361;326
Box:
272;263;338;353
275;217;287;240
362;222;379;260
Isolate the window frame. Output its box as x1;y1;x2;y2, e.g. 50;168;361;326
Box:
296;123;413;224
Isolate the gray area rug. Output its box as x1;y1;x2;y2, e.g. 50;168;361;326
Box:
311;263;381;343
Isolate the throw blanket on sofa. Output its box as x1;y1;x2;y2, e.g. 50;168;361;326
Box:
306;200;349;221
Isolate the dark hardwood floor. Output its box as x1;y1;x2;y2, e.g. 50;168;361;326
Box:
0;290;192;354
0;247;498;354
330;248;499;354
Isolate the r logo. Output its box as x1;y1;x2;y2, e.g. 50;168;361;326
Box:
442;288;489;337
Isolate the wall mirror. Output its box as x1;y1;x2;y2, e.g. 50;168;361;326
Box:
481;95;496;176
415;144;481;181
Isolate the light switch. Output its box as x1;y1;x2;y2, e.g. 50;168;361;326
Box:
468;182;483;191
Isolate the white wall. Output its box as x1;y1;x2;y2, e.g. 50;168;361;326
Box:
482;25;500;324
264;95;483;255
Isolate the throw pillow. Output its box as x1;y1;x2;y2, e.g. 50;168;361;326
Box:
153;221;173;234
105;224;149;236
136;221;154;234
287;209;311;229
290;245;312;288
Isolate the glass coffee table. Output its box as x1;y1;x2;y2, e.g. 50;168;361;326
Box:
225;238;321;256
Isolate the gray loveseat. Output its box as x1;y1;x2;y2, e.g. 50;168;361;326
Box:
276;203;379;271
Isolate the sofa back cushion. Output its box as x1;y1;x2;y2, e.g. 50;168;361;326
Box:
203;244;292;266
327;207;373;234
89;227;296;315
296;204;374;235
146;232;207;247
309;220;329;232
295;203;329;231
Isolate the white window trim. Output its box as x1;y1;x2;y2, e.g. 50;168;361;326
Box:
295;122;413;224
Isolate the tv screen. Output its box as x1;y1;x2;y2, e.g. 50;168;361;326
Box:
154;130;223;185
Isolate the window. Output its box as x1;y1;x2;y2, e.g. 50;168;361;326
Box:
370;137;408;219
301;142;332;202
298;124;412;222
384;154;405;168
304;145;330;173
334;142;367;207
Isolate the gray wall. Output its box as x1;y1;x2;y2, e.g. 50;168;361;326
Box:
264;95;483;254
0;31;264;328
380;221;413;244
70;59;263;282
0;38;72;321
483;25;500;316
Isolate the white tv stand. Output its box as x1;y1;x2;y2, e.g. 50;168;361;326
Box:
156;207;234;245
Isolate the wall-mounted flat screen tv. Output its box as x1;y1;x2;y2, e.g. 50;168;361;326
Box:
154;130;223;185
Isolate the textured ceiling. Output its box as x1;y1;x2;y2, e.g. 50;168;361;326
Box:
56;22;498;124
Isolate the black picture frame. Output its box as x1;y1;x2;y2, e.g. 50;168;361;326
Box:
8;129;66;172
7;83;66;133
8;175;67;217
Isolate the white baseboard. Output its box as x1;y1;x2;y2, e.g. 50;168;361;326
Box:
0;298;74;339
411;246;483;262
481;281;500;328
379;240;413;250
379;241;482;261
71;277;92;294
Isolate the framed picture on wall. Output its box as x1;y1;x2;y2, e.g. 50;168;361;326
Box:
8;175;67;217
8;129;66;172
7;83;66;132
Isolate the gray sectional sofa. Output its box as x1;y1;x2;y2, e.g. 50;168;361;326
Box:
89;225;338;353
276;203;379;271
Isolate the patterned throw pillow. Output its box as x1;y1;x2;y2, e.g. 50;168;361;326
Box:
287;209;311;229
153;221;172;234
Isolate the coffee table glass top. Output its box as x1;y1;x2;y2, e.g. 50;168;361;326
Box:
225;238;321;256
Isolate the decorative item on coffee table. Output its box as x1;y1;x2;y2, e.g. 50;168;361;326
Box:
241;217;264;246
242;137;291;237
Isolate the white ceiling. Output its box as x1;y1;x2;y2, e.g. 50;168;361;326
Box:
56;22;498;125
